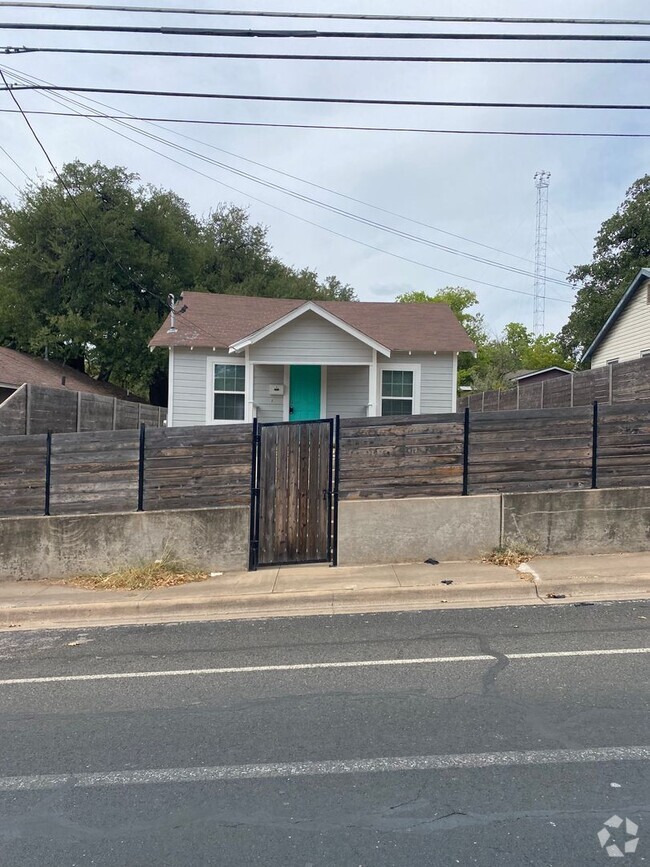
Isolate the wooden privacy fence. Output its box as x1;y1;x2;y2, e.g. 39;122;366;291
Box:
0;383;166;437
459;355;650;413
0;402;649;519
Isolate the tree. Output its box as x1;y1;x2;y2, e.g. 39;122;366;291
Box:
0;162;356;402
560;174;650;359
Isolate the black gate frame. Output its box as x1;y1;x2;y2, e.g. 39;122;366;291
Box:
248;415;340;571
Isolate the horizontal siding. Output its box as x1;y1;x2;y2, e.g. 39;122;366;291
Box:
592;280;650;367
171;349;209;427
326;366;369;418
253;365;285;423
378;352;454;415
249;311;373;364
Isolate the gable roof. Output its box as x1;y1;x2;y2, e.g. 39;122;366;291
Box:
510;367;572;382
581;268;650;363
149;292;477;354
0;346;142;402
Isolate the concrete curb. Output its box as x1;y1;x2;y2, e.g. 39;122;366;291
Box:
0;580;538;628
1;573;648;629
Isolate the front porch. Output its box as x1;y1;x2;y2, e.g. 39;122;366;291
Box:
251;363;373;424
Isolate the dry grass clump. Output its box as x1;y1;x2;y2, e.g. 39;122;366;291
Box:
484;544;536;568
59;552;209;591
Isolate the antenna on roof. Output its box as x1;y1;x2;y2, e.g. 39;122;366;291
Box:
167;294;178;334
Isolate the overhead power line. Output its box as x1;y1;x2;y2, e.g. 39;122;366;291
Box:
3;85;649;111
3;68;568;286
0;4;648;26
5;46;650;65
2;68;572;303
1;108;648;139
1;23;650;41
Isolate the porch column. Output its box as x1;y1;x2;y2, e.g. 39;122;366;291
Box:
368;350;378;416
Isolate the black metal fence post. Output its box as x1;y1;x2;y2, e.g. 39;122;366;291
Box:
137;423;146;512
248;418;260;571
462;407;470;496
44;430;52;516
331;415;341;567
591;400;599;489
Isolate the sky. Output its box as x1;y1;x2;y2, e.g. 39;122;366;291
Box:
0;0;649;338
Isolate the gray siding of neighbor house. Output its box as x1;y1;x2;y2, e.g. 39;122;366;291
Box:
248;311;374;364
326;366;369;418
379;352;455;414
253;364;285;423
591;279;650;367
170;348;209;426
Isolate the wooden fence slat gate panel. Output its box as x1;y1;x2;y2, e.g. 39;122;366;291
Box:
252;419;335;568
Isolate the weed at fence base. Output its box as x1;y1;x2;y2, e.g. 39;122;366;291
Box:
56;551;210;592
484;544;537;569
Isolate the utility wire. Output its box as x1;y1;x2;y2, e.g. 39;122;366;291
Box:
2;108;647;139
0;141;32;181
0;168;21;194
6;46;650;64
4;85;649;111
0;66;572;284
2;69;572;304
2;23;650;41
1;4;649;26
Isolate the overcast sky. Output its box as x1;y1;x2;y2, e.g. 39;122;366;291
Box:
1;0;649;337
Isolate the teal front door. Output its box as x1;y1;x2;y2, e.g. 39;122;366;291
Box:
289;365;322;421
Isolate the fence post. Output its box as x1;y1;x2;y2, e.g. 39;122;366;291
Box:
608;363;614;405
516;384;520;410
462;406;470;496
76;391;82;432
248;418;260;571
540;381;545;408
570;373;574;408
591;401;599;490
25;382;31;435
112;397;118;430
497;389;500;411
44;430;52;516
137;423;146;512
331;415;341;567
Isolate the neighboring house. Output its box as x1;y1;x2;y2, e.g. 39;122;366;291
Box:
582;268;650;367
505;367;572;387
0;346;140;403
150;293;476;426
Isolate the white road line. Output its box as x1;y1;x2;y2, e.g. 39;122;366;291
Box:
0;646;648;686
0;746;647;792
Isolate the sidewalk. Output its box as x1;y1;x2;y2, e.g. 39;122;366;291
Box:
0;552;648;630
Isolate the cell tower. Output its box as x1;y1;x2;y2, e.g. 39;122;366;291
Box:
533;170;551;336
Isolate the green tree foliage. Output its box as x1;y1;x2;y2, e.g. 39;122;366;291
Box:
0;162;355;401
397;287;571;390
560;175;650;359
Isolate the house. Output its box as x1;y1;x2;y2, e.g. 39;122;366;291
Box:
581;268;650;367
505;367;572;387
150;293;476;426
0;346;139;403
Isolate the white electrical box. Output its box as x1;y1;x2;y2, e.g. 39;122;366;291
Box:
269;384;284;395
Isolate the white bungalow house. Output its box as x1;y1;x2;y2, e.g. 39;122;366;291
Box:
149;293;476;426
581;268;650;367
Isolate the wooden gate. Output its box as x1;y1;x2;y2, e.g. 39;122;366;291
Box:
249;419;339;569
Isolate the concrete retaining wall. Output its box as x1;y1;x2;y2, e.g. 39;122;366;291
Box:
502;487;650;555
338;495;502;566
0;507;249;582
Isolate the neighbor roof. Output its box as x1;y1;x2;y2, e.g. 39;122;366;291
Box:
0;346;140;401
511;367;572;382
581;268;650;363
149;293;477;354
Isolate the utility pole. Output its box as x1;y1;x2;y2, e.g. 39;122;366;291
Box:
533;170;551;336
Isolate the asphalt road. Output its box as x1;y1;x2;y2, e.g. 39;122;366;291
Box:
0;600;648;866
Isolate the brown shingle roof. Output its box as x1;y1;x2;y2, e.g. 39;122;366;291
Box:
0;347;142;401
149;292;476;354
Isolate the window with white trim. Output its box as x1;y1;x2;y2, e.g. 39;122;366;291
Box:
641;350;650;358
213;363;245;421
381;369;414;416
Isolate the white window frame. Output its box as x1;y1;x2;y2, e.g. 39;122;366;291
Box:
377;363;421;417
606;358;620;366
641;350;650;358
205;356;249;425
